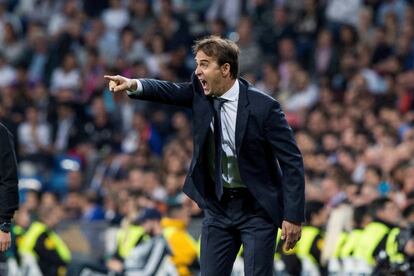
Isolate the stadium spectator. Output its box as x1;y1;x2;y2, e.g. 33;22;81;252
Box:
19;205;71;276
1;1;414;274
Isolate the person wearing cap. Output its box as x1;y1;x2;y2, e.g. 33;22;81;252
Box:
106;192;149;273
353;197;402;274
19;205;71;276
78;207;176;276
123;207;178;276
0;122;19;253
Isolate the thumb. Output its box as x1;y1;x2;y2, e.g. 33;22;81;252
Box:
281;224;286;240
113;82;129;92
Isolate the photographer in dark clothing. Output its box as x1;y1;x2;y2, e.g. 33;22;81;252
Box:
0;122;19;252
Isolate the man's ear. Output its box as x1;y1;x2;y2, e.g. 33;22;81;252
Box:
221;63;230;77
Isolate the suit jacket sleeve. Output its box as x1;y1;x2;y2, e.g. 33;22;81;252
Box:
264;101;305;224
0;124;19;222
128;79;194;108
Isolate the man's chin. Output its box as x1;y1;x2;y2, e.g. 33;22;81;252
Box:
203;89;212;96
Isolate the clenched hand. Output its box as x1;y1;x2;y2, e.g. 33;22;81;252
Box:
0;231;11;252
281;220;302;250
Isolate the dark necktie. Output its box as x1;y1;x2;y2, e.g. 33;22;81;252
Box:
212;97;226;200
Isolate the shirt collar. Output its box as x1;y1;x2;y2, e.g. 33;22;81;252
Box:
219;80;239;102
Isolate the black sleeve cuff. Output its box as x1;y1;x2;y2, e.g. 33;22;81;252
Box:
0;214;13;223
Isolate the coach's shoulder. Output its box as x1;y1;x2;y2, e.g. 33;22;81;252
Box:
0;122;14;137
0;123;9;143
243;84;280;110
0;123;7;134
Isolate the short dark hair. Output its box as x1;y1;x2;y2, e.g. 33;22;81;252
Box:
369;197;391;218
403;204;414;218
305;200;324;223
353;204;369;228
192;35;239;79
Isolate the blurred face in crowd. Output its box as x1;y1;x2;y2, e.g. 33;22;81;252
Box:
237;17;253;42
262;62;279;86
293;70;310;91
26;106;39;125
62;54;77;71
40;192;59;209
195;50;232;96
42;206;64;229
67;171;83;191
403;166;414;194
278;38;295;61
132;112;147;131
364;167;381;186
14;206;31;229
57;104;73;120
144;171;161;194
378;201;401;225
128;168;145;191
405;210;414;224
110;0;121;9
321;178;340;203
143;219;160;236
317;29;332;48
24;191;40;212
4;22;16;43
296;132;316;153
172;112;189;132
64;192;82;219
312;207;329;227
209;19;226;36
273;6;287;25
132;0;149;16
358;185;379;205
322;133;339;153
91;97;107;120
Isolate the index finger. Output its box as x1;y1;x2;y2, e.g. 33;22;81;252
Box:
0;242;8;252
104;75;117;81
283;241;293;252
283;237;294;251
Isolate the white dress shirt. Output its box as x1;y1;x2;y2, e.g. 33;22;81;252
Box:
209;80;245;188
129;79;245;188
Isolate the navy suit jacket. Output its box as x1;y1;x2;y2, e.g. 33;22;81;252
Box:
130;74;305;227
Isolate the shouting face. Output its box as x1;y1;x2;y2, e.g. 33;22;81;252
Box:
195;50;228;97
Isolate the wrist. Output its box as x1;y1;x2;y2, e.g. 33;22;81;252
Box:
127;79;137;91
0;222;11;233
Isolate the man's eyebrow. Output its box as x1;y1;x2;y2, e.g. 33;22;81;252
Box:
195;59;209;63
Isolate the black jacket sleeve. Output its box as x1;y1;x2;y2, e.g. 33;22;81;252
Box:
0;123;19;222
264;101;305;223
129;79;194;108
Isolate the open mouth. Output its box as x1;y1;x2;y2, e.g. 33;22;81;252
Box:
200;80;208;89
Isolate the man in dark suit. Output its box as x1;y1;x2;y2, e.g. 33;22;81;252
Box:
105;36;305;276
0;122;19;252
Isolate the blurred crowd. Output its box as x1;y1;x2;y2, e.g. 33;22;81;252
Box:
1;0;414;275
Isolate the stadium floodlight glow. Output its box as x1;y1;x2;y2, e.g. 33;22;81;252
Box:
60;159;81;171
18;178;42;191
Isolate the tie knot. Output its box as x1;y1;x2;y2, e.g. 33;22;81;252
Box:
213;97;226;111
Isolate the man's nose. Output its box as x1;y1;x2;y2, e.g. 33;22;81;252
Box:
195;66;202;76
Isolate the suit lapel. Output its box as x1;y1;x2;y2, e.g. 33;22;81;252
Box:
235;79;250;155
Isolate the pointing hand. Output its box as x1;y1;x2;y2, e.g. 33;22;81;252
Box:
104;75;136;93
